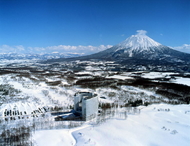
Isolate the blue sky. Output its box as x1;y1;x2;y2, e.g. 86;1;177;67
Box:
0;0;190;53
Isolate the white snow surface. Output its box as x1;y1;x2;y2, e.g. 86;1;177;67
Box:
173;77;190;86
139;72;190;87
106;74;133;80
141;72;173;79
33;129;74;146
0;74;75;117
33;104;190;146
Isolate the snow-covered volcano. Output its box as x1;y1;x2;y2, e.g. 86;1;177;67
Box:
114;30;165;58
109;30;177;60
47;30;190;70
78;30;190;63
116;30;161;52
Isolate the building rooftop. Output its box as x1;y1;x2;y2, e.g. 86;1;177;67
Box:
74;92;97;100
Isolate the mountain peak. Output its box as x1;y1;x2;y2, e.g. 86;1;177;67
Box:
116;30;161;52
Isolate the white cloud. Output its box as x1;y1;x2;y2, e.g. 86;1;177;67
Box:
172;44;190;54
0;44;113;55
45;45;113;54
136;30;147;35
0;45;25;53
16;45;25;51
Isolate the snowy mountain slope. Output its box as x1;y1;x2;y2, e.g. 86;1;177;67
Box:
93;31;190;63
115;32;161;54
47;31;190;69
112;32;171;59
109;31;190;63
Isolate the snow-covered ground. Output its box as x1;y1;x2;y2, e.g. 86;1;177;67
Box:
141;72;174;79
0;74;75;117
173;77;190;86
139;72;190;86
107;72;190;87
106;74;133;80
33;104;190;146
1;70;190;145
33;129;74;146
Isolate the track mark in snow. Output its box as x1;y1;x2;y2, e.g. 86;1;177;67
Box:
162;126;178;135
69;125;91;146
170;130;178;135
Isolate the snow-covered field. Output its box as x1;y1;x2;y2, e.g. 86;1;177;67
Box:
33;129;74;146
141;72;173;79
107;71;190;87
0;74;75;118
173;77;190;86
106;74;133;80
0;69;190;145
33;104;190;146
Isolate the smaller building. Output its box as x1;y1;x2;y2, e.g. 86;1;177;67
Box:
74;92;98;121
